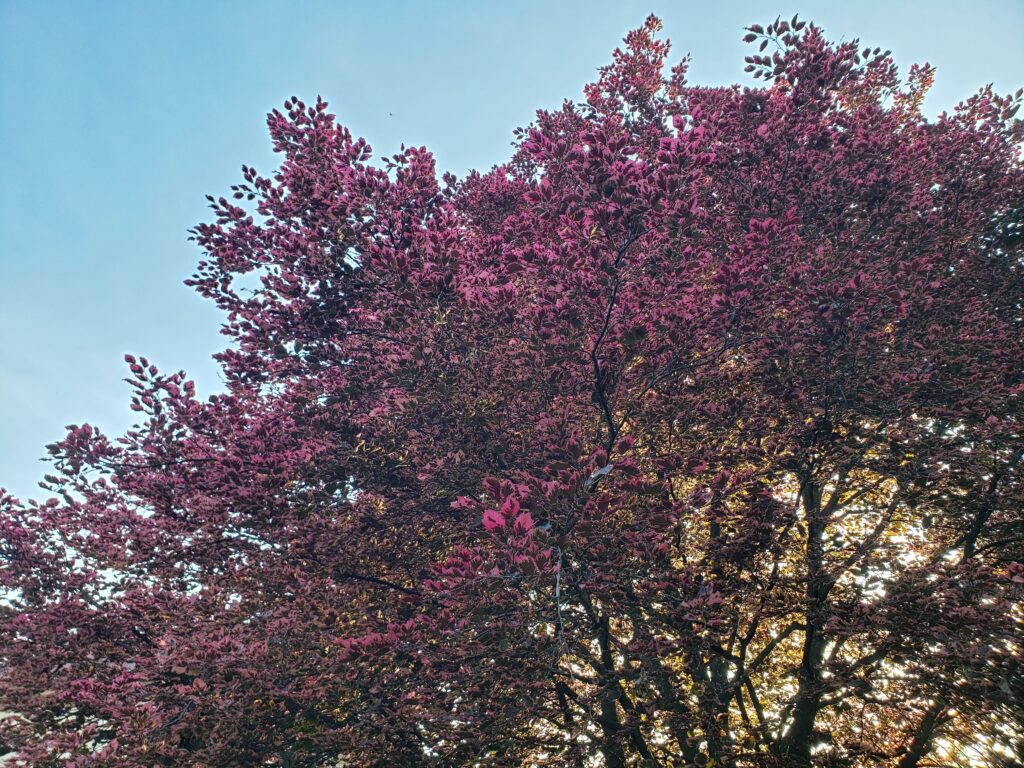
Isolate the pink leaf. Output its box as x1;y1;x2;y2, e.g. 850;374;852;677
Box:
483;509;506;531
513;511;535;533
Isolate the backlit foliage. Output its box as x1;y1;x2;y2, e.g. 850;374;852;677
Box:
2;15;1023;767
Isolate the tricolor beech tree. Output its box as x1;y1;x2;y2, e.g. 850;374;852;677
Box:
2;16;1023;768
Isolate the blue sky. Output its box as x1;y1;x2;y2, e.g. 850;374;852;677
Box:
1;0;1021;501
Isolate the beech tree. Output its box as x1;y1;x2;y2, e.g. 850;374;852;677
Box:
2;16;1023;767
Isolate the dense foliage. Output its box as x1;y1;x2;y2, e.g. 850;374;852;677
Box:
2;16;1023;767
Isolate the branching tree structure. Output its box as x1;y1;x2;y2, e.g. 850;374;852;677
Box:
2;16;1022;767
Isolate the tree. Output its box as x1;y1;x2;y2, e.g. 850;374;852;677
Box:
2;15;1023;767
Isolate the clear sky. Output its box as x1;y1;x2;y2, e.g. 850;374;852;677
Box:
1;0;1021;501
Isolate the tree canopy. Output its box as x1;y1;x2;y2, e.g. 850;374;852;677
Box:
2;15;1023;768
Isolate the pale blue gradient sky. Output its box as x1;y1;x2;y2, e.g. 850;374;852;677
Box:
1;0;1021;500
